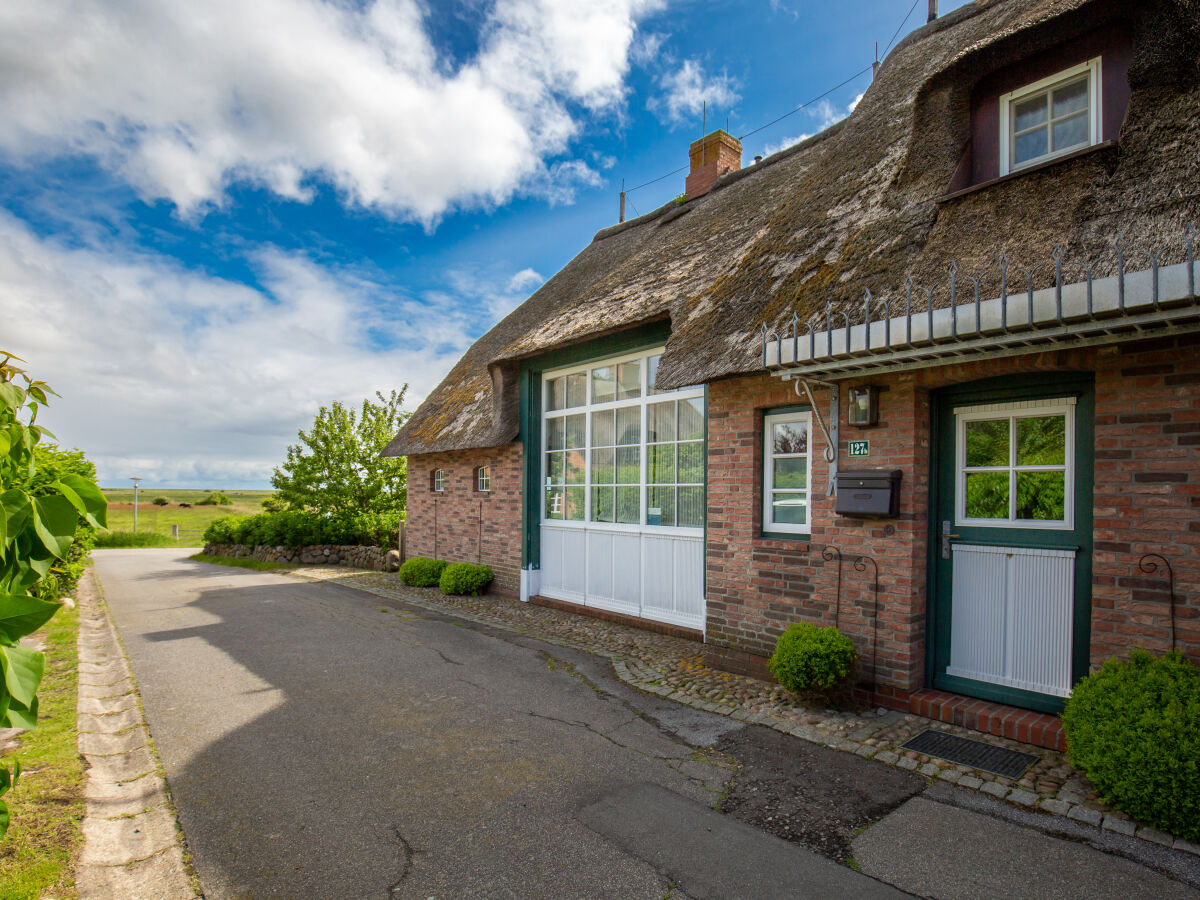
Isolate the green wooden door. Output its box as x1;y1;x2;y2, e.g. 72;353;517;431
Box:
928;373;1094;713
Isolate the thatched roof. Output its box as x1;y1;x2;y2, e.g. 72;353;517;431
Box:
386;0;1200;457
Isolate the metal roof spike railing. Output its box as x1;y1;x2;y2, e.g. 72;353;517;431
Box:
1187;223;1196;300
948;262;958;341
758;225;1200;377
999;250;1010;334
1116;234;1126;312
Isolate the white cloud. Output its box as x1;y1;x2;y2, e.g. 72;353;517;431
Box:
649;59;740;125
0;0;663;224
0;212;524;487
759;91;864;157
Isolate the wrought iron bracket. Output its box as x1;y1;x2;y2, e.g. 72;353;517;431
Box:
1138;553;1177;653
794;377;839;495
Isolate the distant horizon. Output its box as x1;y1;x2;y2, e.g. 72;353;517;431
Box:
100;485;277;493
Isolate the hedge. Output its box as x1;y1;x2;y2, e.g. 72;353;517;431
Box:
1062;649;1200;841
202;509;400;550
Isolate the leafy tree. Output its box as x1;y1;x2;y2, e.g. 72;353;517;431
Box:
0;352;106;837
271;389;410;517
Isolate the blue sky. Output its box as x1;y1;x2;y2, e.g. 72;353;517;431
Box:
0;0;969;489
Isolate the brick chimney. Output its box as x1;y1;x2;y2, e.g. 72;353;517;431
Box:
685;130;742;199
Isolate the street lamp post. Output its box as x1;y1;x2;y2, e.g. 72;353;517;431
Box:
131;477;141;533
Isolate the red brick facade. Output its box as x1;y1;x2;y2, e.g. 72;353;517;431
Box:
405;443;523;596
705;335;1200;704
399;337;1200;722
1091;336;1200;664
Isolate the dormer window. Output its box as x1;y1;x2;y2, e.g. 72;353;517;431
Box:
1000;58;1101;175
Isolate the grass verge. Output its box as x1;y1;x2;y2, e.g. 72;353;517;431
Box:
94;530;176;548
189;553;299;572
0;597;84;899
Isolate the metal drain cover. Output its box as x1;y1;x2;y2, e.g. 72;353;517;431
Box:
901;729;1038;779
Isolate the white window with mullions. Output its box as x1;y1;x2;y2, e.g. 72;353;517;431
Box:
955;398;1075;529
1000;58;1101;175
763;410;812;535
541;348;704;531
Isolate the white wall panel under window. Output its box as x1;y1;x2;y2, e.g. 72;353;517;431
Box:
538;346;706;631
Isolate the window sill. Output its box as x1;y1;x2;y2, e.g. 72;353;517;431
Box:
939;140;1116;204
756;533;812;548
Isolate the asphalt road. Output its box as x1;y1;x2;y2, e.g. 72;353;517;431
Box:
92;549;900;899
92;550;1200;900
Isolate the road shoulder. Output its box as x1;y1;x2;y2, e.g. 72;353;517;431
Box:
75;567;197;900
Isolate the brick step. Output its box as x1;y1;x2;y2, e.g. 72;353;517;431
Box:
906;689;1066;752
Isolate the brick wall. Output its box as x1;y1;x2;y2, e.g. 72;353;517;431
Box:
704;349;1136;699
1091;335;1200;663
405;443;523;596
706;372;933;695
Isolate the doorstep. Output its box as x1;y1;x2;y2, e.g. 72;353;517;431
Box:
907;689;1066;753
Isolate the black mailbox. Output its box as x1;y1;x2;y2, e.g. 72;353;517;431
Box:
835;468;902;518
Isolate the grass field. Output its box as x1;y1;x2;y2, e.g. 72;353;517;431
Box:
0;598;83;899
100;489;273;547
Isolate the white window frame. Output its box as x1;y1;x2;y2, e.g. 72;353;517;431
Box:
999;57;1102;176
954;398;1075;530
432;469;446;492
476;466;490;492
540;347;705;536
762;410;813;536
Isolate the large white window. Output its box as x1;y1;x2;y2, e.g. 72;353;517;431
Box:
955;398;1075;529
1000;58;1101;175
762;410;812;535
542;349;704;531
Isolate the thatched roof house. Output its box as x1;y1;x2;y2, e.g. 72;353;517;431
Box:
387;0;1199;458
386;0;1200;757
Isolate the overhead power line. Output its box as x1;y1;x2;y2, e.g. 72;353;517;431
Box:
625;63;873;196
623;1;926;201
883;0;921;57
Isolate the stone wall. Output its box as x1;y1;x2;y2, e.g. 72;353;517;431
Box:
204;543;393;571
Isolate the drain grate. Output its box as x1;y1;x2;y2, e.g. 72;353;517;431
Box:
901;729;1038;779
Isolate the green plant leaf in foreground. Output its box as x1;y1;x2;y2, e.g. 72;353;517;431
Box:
0;594;61;644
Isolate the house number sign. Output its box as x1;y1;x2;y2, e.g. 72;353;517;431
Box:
848;440;870;457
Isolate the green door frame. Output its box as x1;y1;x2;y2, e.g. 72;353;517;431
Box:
925;371;1094;714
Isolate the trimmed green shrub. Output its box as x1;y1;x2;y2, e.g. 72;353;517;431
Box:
439;563;493;596
769;622;858;697
152;496;170;506
399;556;447;587
1062;649;1200;841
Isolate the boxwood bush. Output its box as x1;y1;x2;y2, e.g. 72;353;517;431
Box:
1062;649;1200;841
439;563;494;596
769;622;858;699
398;556;447;587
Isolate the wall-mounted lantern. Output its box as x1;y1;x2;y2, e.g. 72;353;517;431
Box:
847;385;880;427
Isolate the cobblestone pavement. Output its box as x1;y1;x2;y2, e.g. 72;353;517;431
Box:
294;567;1198;856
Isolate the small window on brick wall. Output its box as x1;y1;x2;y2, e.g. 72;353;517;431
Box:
762;410;812;535
431;469;446;492
476;466;491;492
